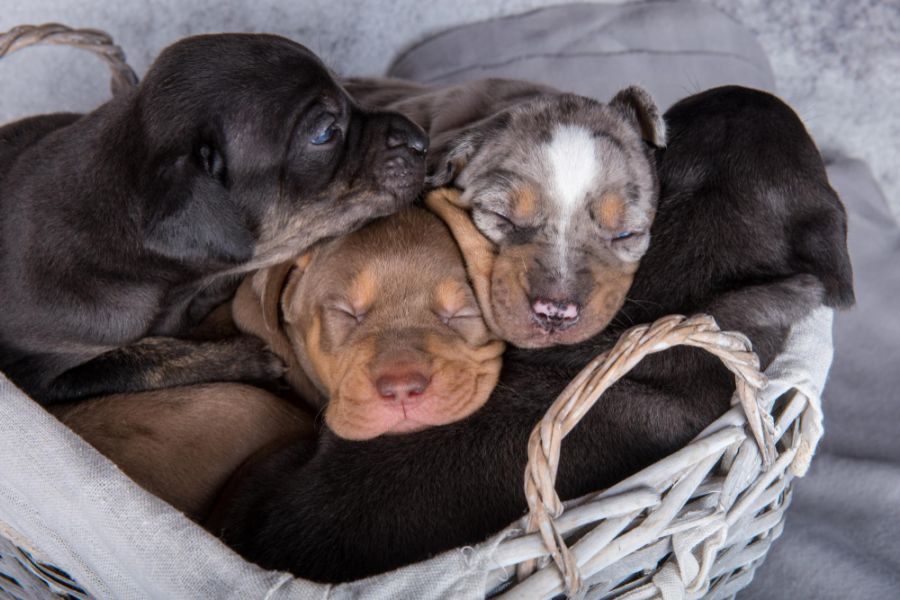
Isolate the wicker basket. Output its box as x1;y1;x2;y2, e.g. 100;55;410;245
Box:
0;25;830;600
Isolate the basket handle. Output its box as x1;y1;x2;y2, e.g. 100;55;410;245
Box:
0;23;138;97
519;313;774;595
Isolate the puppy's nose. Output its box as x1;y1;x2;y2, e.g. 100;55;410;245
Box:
532;298;580;332
386;117;428;155
375;370;430;403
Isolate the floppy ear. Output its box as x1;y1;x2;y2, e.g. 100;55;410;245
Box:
232;255;322;404
426;129;481;188
791;195;855;308
426;110;511;190
610;86;667;148
233;264;295;365
142;125;252;265
425;189;502;336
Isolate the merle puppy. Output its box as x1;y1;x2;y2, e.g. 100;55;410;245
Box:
0;34;427;405
212;86;854;582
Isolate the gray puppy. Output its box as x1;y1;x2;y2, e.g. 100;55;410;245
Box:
0;34;427;405
346;77;664;348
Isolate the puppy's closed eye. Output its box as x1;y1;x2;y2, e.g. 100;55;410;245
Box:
481;209;520;230
433;280;488;342
472;207;537;245
321;301;365;346
435;307;487;343
330;302;366;323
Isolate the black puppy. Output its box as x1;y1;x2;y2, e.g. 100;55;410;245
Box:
212;86;854;582
0;34;427;405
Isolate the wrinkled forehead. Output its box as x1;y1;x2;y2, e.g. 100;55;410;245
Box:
311;214;470;301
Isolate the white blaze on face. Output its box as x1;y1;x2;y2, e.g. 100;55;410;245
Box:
545;124;599;278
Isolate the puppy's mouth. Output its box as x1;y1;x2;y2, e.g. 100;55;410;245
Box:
325;391;437;440
520;315;606;347
491;278;627;349
325;351;498;440
382;407;431;435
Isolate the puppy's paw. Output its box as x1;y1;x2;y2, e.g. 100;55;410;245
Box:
227;335;287;382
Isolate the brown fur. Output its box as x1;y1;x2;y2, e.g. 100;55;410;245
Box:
233;207;505;440
50;384;314;521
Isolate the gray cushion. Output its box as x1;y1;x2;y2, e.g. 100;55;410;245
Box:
388;1;777;109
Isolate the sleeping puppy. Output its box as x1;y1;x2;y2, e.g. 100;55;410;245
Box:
0;34;427;405
50;383;314;522
232;206;504;440
345;77;665;348
212;86;854;582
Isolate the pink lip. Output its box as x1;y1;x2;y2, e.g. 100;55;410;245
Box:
357;393;435;436
385;418;427;434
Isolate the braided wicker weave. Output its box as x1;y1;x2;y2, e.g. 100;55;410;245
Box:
487;311;815;599
0;23;137;96
0;24;825;600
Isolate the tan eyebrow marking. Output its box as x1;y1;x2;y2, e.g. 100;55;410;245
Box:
347;267;378;311
513;185;538;221
597;192;626;230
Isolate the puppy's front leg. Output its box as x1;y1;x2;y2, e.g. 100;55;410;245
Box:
38;336;284;404
706;274;825;333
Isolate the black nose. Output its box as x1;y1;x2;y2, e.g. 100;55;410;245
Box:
386;116;428;155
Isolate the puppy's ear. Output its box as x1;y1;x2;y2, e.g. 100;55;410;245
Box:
233;265;294;363
610;86;666;148
143;125;250;265
234;255;323;406
425;189;502;336
252;262;296;334
791;194;855;308
426;130;480;188
426;111;510;190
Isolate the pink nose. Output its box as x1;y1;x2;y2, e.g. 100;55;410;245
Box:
375;370;430;403
531;298;580;332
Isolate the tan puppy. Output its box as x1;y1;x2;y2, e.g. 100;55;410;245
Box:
50;384;313;521
233;207;504;440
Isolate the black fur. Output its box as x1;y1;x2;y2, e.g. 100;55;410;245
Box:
0;34;427;404
212;86;854;582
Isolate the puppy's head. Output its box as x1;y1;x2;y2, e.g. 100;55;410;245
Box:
427;88;663;348
134;34;427;269
239;207;504;440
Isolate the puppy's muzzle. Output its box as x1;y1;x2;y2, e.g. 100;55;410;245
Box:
379;116;428;193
